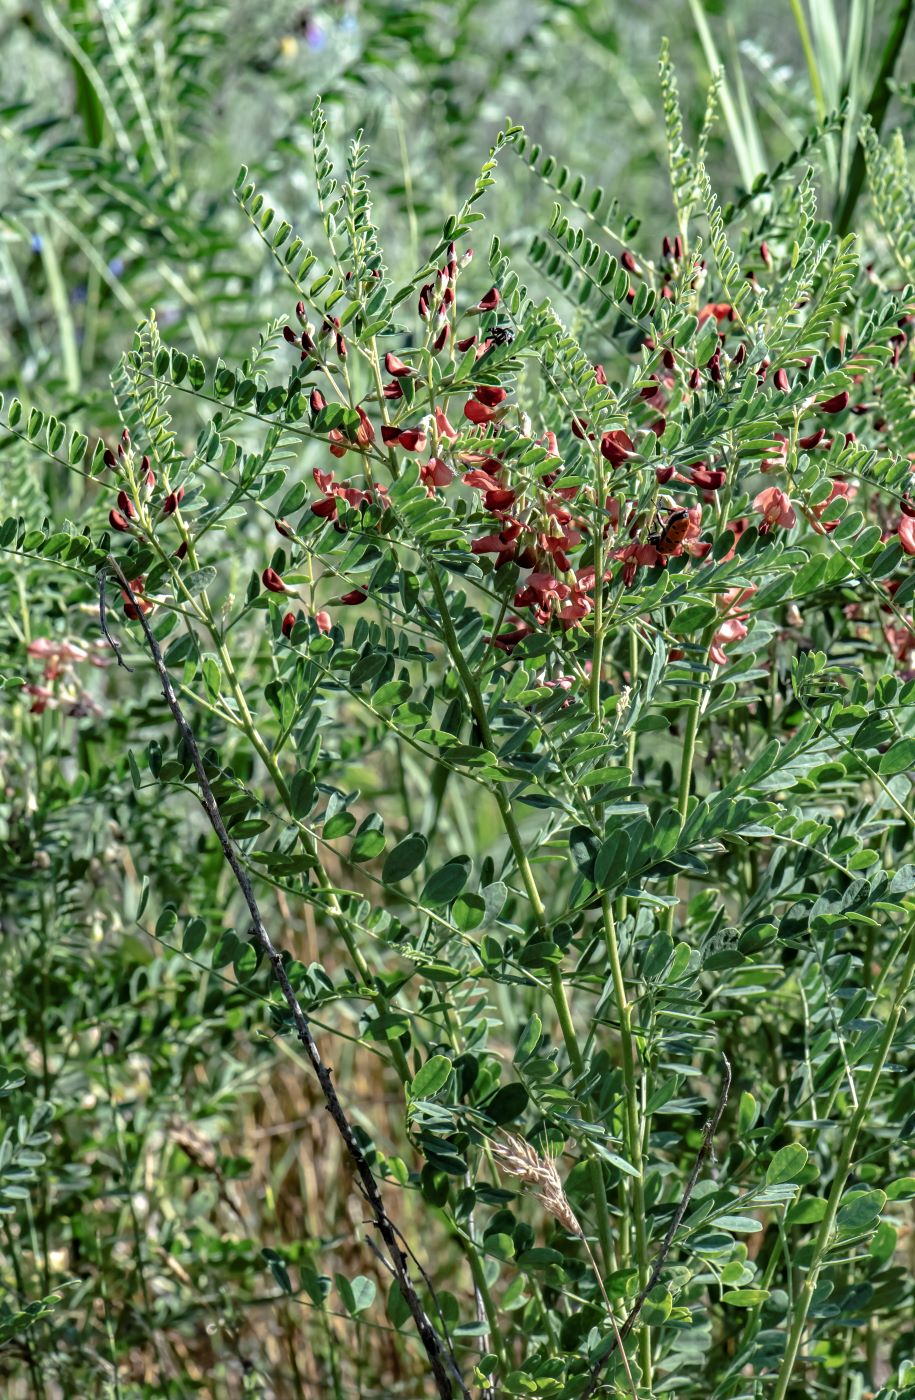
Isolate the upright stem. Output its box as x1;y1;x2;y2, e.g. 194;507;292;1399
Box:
426;567;617;1276
665;622;716;937
834;0;915;235
603;897;652;1387
771;922;915;1400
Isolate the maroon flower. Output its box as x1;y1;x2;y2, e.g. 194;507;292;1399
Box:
262;567;287;594
599;430;635;467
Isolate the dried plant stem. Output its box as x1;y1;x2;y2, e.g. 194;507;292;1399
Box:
105;559;461;1400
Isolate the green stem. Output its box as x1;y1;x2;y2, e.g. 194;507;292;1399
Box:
164;520;413;1087
664;623;716;936
427;565;617;1275
603;897;651;1387
771;922;915;1400
834;0;915;235
788;0;827;122
464;1238;507;1370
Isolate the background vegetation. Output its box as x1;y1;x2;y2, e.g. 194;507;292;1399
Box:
2;2;915;1398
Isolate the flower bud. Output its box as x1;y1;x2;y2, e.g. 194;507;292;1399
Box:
774;368;789;392
109;508;131;532
310;389;326;415
281;611;296;638
385;353;412;377
162;486;185;516
117;489;137;520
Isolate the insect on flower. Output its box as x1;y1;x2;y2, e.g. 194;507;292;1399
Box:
649;507;691;554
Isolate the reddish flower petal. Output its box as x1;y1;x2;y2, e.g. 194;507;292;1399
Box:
600;429;635;467
262;567;287;594
464;399;495;424
474;385;507;408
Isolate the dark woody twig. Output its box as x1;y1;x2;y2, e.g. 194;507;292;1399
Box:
102;559;458;1400
584;1056;732;1397
97;566;133;671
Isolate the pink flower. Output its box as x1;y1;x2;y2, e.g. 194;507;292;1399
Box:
435;407;458;441
710;616;748;666
753;486;796;531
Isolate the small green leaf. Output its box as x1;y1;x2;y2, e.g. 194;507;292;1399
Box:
421;857;471;906
411;1055;452;1099
722;1289;770;1307
382;832;427;884
766;1144;809;1185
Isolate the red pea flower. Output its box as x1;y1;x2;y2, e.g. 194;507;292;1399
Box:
384;352;413;377
109;509;131;532
397;427;427;452
599;430;635;467
262;567;287;594
475;287;500;312
820;390;849;414
464;398;495;425
339;589;368;605
281;612;296;638
474;385;507;408
690;465;726;491
698;302;734;325
420;458;454;493
753;486;796;531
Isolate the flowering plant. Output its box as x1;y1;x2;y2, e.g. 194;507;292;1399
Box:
3;68;915;1400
